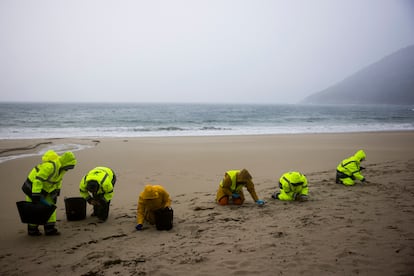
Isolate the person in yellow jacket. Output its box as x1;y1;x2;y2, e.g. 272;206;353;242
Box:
22;150;76;236
336;150;366;186
136;185;172;231
271;171;309;202
216;169;265;206
79;166;116;222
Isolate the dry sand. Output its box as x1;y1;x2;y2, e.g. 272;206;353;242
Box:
0;132;413;275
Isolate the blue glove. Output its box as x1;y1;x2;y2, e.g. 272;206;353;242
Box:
135;224;143;231
232;193;240;198
256;199;265;206
40;197;51;206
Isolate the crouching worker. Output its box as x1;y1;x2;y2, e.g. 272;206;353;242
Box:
336;150;366;186
271;171;309;202
216;169;265;206
136;185;173;231
22;150;76;236
79;167;116;222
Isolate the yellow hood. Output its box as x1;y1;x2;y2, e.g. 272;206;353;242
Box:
42;150;59;162
141;185;159;199
354;150;366;161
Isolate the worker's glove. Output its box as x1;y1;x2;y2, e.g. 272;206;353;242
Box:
135;224;143;231
39;197;52;206
232;193;240;199
98;198;107;206
92;199;101;206
87;198;100;206
256;199;265;206
297;195;308;202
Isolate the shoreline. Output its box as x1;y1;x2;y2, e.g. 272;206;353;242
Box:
1;130;413;162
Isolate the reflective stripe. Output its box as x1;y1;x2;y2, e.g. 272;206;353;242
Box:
282;176;304;187
342;160;356;167
46;161;57;182
34;161;59;184
100;172;108;186
340;160;359;175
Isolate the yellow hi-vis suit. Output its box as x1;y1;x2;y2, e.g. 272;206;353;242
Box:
216;170;259;204
276;172;308;201
336;150;366;186
79;167;116;202
23;150;77;224
136;185;171;225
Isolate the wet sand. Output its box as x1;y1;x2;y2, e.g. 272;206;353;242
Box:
0;132;413;275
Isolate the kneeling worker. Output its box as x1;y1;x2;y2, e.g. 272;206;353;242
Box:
136;185;173;231
80;166;116;222
271;171;309;202
336;150;366;186
216;169;265;206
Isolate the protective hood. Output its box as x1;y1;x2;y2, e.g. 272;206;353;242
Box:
42;150;59;162
354;150;366;161
141;185;159;199
289;172;303;184
237;169;252;182
59;151;77;168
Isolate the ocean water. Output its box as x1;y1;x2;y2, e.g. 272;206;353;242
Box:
0;102;414;139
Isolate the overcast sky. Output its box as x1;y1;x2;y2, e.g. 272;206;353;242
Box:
1;0;413;104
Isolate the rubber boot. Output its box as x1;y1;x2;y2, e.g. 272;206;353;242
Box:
28;224;41;236
44;223;60;236
335;175;341;184
271;192;280;199
96;201;110;222
91;204;97;217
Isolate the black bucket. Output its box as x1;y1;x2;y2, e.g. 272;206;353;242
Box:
64;197;86;221
154;207;174;231
16;201;56;225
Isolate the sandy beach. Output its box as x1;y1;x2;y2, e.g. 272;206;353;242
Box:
0;132;413;275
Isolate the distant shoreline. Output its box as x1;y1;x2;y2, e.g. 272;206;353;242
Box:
1;128;414;141
1;130;413;164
